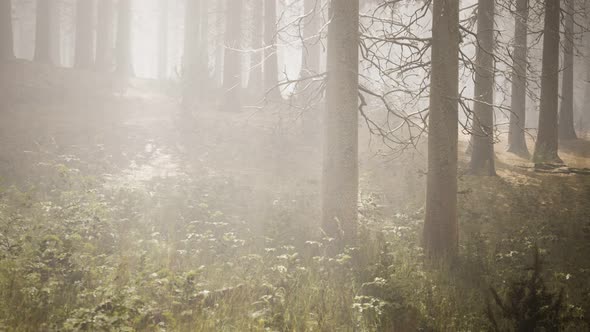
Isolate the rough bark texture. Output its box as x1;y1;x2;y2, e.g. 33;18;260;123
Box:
322;0;359;245
264;0;280;98
559;0;577;140
248;0;263;92
157;0;168;79
585;0;590;132
34;0;52;64
220;0;242;112
301;0;321;75
115;0;133;75
96;0;114;70
423;0;459;259
533;0;562;163
469;0;496;176
507;0;529;156
74;0;94;69
0;0;13;61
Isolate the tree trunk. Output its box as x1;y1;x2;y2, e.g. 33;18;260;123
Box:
301;0;321;75
264;0;280;98
199;0;209;79
115;0;133;75
248;0;263;92
533;0;562;163
34;0;52;64
0;0;14;61
96;0;114;71
585;0;590;133
469;0;496;176
559;0;577;140
49;0;61;65
157;0;168;79
507;0;529;156
219;0;242;112
322;0;359;245
214;0;225;88
423;0;460;260
74;0;94;69
183;0;201;107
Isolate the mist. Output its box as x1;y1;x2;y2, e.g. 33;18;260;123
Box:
0;0;589;330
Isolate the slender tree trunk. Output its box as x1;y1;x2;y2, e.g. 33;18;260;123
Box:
533;0;562;163
115;0;133;75
264;0;280;98
214;0;225;87
74;0;94;69
248;0;263;92
0;0;14;61
199;0;209;79
34;0;52;63
50;0;61;65
559;0;577;140
585;0;590;134
469;0;496;176
157;0;168;79
507;0;529;156
423;0;460;260
183;0;200;107
220;0;242;112
322;0;359;245
96;0;114;71
301;0;320;75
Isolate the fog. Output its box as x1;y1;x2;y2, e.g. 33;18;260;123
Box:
0;0;589;331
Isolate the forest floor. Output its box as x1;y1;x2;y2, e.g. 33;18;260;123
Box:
0;61;589;331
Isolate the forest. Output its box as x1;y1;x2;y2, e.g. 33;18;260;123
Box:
0;0;589;330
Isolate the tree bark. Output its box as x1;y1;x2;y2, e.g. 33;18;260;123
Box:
559;0;577;140
423;0;460;260
34;0;52;64
469;0;496;176
248;0;264;92
219;0;242;112
96;0;114;71
0;0;13;61
264;0;280;98
507;0;529;156
115;0;133;75
157;0;168;79
322;0;359;245
533;0;562;163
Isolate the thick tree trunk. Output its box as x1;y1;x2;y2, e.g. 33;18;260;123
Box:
533;0;562;163
74;0;94;69
559;0;577;140
157;0;168;79
322;0;359;245
219;0;242;112
301;0;321;75
469;0;496;176
0;0;14;61
423;0;460;260
96;0;114;71
34;0;52;64
248;0;263;92
507;0;529;156
264;0;280;98
115;0;133;75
